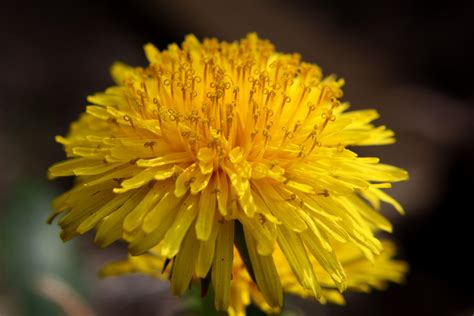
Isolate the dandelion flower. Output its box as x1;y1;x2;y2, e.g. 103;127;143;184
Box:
100;241;408;315
49;33;408;310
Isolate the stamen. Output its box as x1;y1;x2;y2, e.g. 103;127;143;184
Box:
144;141;156;152
318;189;330;197
123;115;134;128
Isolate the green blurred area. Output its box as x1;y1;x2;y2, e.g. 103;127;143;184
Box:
0;178;299;316
1;178;88;316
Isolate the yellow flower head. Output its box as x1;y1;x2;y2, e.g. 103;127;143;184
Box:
100;241;408;315
49;34;408;310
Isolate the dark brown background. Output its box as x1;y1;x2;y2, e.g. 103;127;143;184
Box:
1;0;473;315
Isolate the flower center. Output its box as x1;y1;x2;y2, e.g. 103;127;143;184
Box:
128;34;343;175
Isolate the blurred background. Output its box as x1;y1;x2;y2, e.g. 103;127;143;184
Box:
1;0;473;315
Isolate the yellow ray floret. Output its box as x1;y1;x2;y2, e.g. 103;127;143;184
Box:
49;33;408;310
100;241;408;315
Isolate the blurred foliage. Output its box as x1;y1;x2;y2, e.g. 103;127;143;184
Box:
181;285;226;316
0;178;88;316
181;283;303;316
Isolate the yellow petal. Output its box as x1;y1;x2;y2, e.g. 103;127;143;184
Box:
346;195;392;232
128;209;177;255
254;182;307;232
76;191;132;234
143;191;183;233
276;226;321;299
368;187;405;214
171;230;199;295
175;163;199;197
196;177;217;240
216;170;229;216
72;147;107;159
113;167;159;193
160;195;199;257
77;164;124;179
136;152;192;168
243;225;282;308
48;158;100;179
195;221;219;277
144;43;160;64
95;189;147;247
85;105;110;120
110;62;134;85
190;171;212;194
212;220;234;311
123;182;167;232
238;215;275;256
197;147;215;163
84;165;138;187
301;230;346;291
